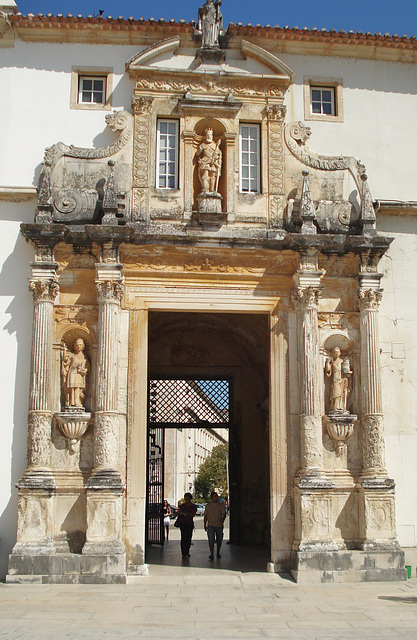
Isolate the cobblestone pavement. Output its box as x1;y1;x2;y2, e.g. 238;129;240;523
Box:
1;523;417;640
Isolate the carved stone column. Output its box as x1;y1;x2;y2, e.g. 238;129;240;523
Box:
292;251;334;555
357;270;399;550
83;253;125;557
183;130;196;218
13;252;59;555
266;103;286;228
132;95;153;222
224;131;237;219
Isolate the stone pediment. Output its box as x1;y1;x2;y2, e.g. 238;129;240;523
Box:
126;37;294;92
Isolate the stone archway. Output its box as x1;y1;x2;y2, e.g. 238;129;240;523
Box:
148;311;270;548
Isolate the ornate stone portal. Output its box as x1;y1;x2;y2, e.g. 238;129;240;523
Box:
7;3;405;583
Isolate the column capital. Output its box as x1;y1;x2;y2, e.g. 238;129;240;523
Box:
131;95;153;115
357;288;383;312
266;103;287;122
29;277;59;303
96;280;124;304
292;286;322;311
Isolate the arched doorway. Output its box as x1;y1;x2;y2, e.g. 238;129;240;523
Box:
147;311;270;559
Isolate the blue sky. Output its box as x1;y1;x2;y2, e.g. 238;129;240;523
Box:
16;0;417;38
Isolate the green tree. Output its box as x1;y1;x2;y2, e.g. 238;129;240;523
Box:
194;443;228;501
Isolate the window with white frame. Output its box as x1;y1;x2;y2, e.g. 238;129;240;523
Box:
239;124;260;194
156;119;179;189
70;67;113;110
310;86;336;116
303;78;343;123
78;76;106;105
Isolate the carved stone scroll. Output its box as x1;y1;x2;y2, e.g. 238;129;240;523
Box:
285;121;376;233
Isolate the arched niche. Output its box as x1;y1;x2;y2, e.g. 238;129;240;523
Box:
59;327;94;412
193;118;227;212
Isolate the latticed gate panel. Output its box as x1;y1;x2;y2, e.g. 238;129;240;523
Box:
146;377;231;547
147;427;164;545
149;378;231;427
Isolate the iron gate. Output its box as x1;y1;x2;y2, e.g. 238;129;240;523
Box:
146;377;231;546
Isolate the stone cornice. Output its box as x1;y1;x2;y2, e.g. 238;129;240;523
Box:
10;14;417;63
0;186;37;201
20;223;393;256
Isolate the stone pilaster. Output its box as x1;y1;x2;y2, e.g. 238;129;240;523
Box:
292;251;334;553
132;95;153;222
12;255;59;556
183;130;196;218
83;256;125;556
224;131;237;219
266;103;285;228
357;270;399;550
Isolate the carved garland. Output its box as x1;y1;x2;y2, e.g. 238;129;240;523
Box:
134;77;283;98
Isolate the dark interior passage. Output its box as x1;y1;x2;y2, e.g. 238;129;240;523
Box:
148;312;270;548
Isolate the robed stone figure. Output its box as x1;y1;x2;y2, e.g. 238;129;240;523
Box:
198;0;223;48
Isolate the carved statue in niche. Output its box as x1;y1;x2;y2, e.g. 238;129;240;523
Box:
325;346;352;413
198;0;223;48
197;128;222;194
61;338;90;408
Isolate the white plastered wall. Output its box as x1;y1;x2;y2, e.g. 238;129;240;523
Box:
378;214;417;549
0;201;34;580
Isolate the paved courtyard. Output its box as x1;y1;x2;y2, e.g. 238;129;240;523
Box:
1;522;417;639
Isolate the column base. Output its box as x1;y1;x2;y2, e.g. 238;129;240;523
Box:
16;468;56;491
85;468;125;491
7;552;127;584
290;549;407;584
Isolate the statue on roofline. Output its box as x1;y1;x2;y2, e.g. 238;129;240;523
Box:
198;0;223;48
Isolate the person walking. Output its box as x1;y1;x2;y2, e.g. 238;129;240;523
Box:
204;491;226;559
177;493;197;559
160;499;171;541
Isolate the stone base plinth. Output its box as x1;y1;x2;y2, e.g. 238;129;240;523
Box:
290;549;407;583
6;552;127;584
197;191;222;214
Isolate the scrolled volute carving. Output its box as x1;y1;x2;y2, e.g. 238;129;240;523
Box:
43;110;133;166
96;279;124;303
29;278;59;303
357;288;383;311
292;286;321;310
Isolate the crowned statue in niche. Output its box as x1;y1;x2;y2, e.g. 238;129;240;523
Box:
197;128;222;194
61;337;90;409
198;0;223;48
196;128;223;217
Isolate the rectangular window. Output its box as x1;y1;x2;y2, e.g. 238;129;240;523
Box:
310;86;336;116
70;67;113;110
303;77;343;123
156;119;179;189
78;76;106;105
239;124;260;194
